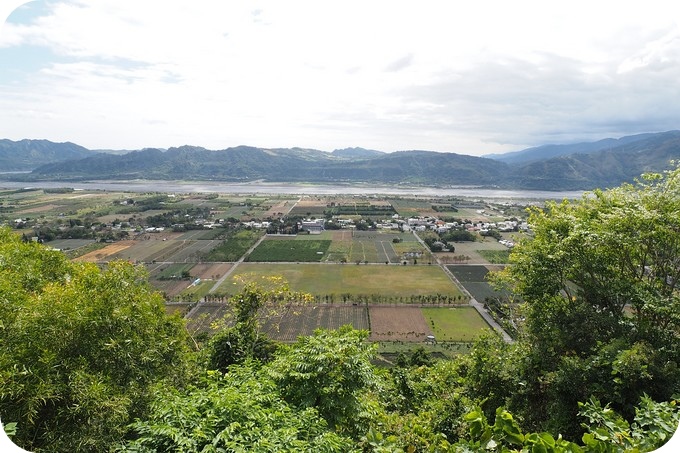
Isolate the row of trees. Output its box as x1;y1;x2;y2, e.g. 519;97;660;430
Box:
1;165;679;451
204;292;469;305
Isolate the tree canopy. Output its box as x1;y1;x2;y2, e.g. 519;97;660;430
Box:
489;164;680;436
0;228;191;452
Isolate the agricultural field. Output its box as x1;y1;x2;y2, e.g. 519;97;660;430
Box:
447;264;510;303
74;240;135;262
102;237;222;263
369;306;433;342
221;263;464;301
261;304;369;342
2;188;523;353
47;238;96;251
438;237;511;265
262;198;297;218
246;238;331;262
288;197;334;217
147;262;231;298
325;201;396;219
152;278;193;299
304;230;424;264
178;301;493;351
178;280;214;302
203;229;263;262
422;307;493;342
389;198;436;217
184;302;233;335
176;229;228;240
152;263;195;280
188;262;233;280
477;249;511;264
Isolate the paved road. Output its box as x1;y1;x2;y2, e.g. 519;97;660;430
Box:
207;234;267;294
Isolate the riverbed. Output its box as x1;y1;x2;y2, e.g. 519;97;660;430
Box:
0;179;585;201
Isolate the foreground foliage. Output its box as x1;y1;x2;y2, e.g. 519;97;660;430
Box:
489;164;680;437
1;165;679;451
0;228;191;452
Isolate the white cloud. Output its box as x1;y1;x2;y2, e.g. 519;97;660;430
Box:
1;0;680;155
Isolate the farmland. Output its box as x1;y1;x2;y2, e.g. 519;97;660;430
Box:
422;306;493;341
447;264;510;303
369;306;433;342
203;229;263;262
246;238;331;262
221;263;465;301
261;304;370;341
1;187;531;351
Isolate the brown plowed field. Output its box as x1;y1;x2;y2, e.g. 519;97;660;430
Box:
369;306;433;342
151;279;192;298
16;204;62;214
74;240;135;262
190;263;233;280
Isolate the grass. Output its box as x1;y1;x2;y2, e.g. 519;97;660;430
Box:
246;239;331;262
422;307;493;341
179;280;214;302
222;263;464;299
478;249;511;264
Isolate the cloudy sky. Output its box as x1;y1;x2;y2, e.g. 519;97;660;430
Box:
1;0;679;156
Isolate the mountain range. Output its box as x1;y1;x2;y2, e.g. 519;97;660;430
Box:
1;131;679;191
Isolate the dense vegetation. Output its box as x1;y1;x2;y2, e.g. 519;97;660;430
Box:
1;166;679;452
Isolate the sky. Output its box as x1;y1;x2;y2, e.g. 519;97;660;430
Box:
0;0;679;156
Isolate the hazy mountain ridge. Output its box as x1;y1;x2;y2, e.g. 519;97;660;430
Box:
509;131;680;190
2;131;679;190
0;139;94;171
331;147;385;159
485;132;668;164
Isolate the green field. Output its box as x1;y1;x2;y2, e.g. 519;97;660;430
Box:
221;263;464;300
477;249;511;264
179;280;214;301
422;307;493;341
204;229;263;261
246;239;331;262
155;263;195;280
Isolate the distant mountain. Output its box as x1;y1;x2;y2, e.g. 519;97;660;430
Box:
2;131;679;191
505;131;680;190
331;147;384;159
0;139;94;171
27;145;507;186
486;132;667;164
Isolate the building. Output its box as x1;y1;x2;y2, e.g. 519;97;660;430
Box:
299;218;325;234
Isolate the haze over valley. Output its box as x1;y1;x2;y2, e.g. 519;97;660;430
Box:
2;130;679;191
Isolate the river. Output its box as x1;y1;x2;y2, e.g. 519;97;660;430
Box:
0;179;584;200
